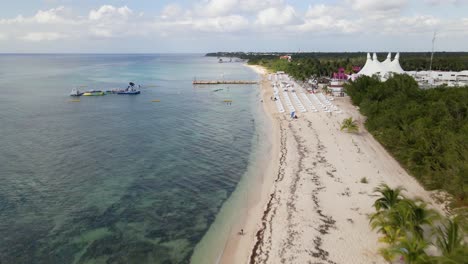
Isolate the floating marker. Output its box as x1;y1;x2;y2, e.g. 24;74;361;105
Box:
223;100;233;102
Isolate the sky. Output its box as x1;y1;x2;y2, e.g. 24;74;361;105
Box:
0;0;467;53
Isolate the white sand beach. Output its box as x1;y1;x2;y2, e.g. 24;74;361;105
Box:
219;67;445;264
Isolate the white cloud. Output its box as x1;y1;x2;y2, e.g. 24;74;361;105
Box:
0;15;25;25
196;0;284;16
239;0;284;11
34;6;68;23
306;4;337;18
0;1;467;51
89;5;133;21
425;0;468;5
255;5;300;26
0;6;75;25
346;0;408;12
88;5;138;38
21;32;66;41
192;15;249;32
295;16;360;34
200;0;238;17
161;4;183;19
380;15;440;34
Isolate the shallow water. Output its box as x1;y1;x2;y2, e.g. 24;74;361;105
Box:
0;54;259;263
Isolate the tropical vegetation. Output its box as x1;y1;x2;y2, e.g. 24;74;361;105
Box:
340;117;359;133
345;75;468;203
369;184;466;263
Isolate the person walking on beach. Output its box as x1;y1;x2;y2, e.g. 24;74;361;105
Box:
239;229;244;235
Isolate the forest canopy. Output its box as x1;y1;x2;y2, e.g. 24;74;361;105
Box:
345;75;468;202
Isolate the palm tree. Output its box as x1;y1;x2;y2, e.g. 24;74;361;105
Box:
389;237;430;264
372;184;405;211
369;184;407;245
436;219;463;256
403;200;439;239
431;247;468;264
340;117;359;133
370;212;404;245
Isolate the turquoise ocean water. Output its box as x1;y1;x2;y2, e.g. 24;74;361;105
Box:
0;54;262;263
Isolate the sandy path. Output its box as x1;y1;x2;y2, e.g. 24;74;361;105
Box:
221;69;443;264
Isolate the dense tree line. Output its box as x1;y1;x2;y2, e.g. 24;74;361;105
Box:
345;75;468;202
247;57;351;81
206;52;468;80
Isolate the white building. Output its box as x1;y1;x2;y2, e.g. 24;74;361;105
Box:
406;70;468;87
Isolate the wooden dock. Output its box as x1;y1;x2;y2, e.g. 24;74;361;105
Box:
192;80;258;85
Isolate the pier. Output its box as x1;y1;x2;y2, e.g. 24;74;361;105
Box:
192;80;258;85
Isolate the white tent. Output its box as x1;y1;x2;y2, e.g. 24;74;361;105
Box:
381;53;392;69
357;52;405;79
387;53;405;74
357;53;373;76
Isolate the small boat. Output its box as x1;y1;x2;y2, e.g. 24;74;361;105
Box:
70;88;83;96
83;90;105;96
117;82;141;95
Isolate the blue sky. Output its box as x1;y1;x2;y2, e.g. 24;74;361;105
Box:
0;0;467;53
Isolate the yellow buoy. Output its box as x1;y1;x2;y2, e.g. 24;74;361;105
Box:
152;100;161;102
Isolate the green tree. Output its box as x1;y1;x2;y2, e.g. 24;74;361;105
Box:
340;117;359;133
436;219;464;256
400;200;439;239
372;184;405;211
430;247;468;264
389;237;430;264
370;212;404;245
369;184;406;246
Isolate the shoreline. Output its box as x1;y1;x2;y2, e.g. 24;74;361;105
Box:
219;65;445;263
216;64;282;263
190;64;280;264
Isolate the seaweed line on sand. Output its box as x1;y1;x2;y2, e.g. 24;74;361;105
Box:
249;121;286;264
279;123;308;263
306;120;338;264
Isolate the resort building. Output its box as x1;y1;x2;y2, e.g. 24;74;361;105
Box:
406;70;468;87
329;79;346;97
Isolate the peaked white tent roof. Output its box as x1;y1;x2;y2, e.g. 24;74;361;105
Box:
357;53;374;76
381;53;392;69
357;52;405;78
387;53;405;74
